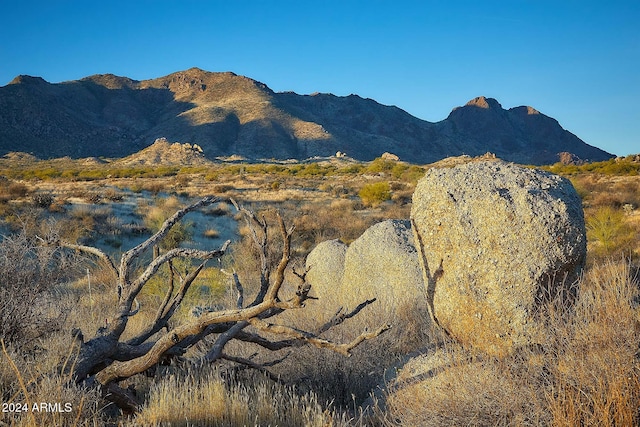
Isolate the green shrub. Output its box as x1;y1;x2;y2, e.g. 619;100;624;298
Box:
402;165;427;183
365;157;396;174
337;164;365;175
586;206;636;258
359;182;391;206
143;197;192;250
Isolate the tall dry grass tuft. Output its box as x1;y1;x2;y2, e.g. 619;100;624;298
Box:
386;259;640;426
132;366;348;427
544;260;640;426
1;339;105;427
386;342;548;426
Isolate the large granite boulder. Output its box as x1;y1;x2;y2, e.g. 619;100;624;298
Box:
410;160;586;356
305;220;428;331
340;219;426;317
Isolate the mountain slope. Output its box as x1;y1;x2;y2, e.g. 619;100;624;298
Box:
0;68;612;164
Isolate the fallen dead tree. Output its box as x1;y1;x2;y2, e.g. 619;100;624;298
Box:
48;196;389;413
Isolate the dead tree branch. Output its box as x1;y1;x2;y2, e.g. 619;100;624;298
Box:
316;298;378;335
247;317;390;357
53;197;388;412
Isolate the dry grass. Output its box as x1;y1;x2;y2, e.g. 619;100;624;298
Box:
203;227;220;239
1;338;105;427
387;260;640;426
0;158;638;426
131;366;349;427
543;261;640;426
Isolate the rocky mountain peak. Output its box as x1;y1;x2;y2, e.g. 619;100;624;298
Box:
7;75;48;86
510;105;541;116
80;74;139;90
465;96;502;109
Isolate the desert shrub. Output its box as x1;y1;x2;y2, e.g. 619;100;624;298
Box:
205;171;220;181
143;181;168;195
60;169;80;180
401;164;427;183
612;179;640;208
290;199;369;251
86;192;103;204
337;163;365;175
64;205;117;243
297;163;325;177
142;196;192;250
31;192;54;208
212;183;234;193
391;189;413;206
547;157;640;176
203;228;220;238
175;174;191;188
6;181;29;198
0;232;70;349
33;167;62;180
359;181;391;206
586;206;637;259
203;202;231;217
366;157;396;174
103;187;124;201
569;176;590;200
178;166;209;175
76;169;106;181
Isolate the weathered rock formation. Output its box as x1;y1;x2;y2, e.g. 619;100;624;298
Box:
115;137;211;166
341;220;426;316
305;220;427;325
410;160;587;356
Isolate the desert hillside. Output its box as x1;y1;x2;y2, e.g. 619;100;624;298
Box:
0;68;612;164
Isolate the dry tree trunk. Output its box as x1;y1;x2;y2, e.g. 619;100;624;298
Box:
51;196;389;413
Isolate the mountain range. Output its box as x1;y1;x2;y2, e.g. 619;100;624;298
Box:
0;67;612;165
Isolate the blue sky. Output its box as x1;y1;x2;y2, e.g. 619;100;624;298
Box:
1;0;638;156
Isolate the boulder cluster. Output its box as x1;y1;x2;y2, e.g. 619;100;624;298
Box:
305;159;586;395
306;219;426;324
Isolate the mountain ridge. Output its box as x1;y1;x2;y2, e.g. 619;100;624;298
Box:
0;68;612;164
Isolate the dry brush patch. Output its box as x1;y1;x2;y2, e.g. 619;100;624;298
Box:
130;366;355;427
386;260;640;427
39;196;389;417
2;158;639;425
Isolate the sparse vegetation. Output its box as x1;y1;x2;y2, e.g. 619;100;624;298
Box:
544;156;640;176
0;153;638;426
387;261;640;426
132;367;347;427
141;196;193;250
